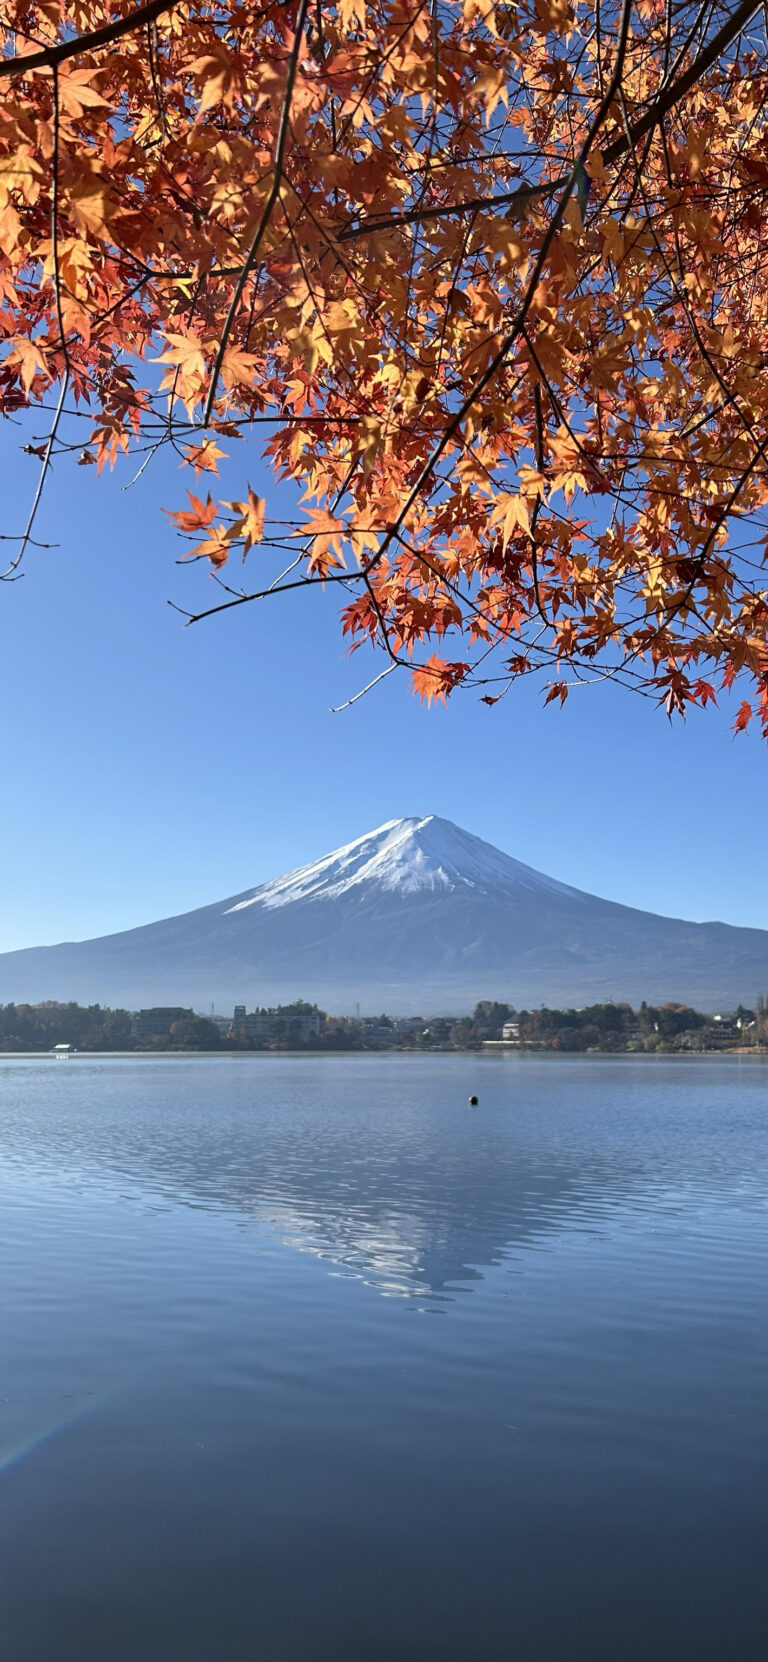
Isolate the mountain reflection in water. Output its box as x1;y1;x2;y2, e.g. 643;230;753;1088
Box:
0;1052;764;1301
2;1054;768;1662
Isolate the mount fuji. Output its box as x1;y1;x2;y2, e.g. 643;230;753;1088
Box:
1;815;767;1013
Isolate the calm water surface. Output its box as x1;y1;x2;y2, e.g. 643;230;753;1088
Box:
1;1054;767;1661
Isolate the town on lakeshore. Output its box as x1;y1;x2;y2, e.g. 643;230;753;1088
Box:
1;998;766;1055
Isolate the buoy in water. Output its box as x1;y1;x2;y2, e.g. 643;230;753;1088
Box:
468;1094;479;1106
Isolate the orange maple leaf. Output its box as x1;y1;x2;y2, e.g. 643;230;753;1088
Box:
163;491;219;534
411;654;450;707
220;347;258;390
225;488;266;555
182;439;226;477
4;337;48;393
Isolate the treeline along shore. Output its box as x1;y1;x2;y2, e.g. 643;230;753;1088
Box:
1;998;767;1054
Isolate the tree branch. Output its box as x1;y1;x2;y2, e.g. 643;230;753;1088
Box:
603;0;763;164
343;1;764;242
0;0;183;79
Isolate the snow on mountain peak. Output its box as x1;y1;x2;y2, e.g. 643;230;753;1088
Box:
224;815;583;914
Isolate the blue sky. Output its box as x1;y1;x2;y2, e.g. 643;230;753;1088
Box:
1;414;767;952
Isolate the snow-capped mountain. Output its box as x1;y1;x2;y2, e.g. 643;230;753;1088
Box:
226;816;583;911
0;814;766;1012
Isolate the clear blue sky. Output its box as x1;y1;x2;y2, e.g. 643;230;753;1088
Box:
1;414;767;952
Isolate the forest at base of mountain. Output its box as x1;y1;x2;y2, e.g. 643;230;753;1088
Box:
1;999;766;1055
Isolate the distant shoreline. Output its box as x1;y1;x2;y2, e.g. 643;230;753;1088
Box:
1;1048;766;1061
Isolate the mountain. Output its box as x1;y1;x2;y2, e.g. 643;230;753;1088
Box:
0;815;766;1013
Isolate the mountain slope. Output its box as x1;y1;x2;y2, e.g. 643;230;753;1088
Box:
0;815;765;1012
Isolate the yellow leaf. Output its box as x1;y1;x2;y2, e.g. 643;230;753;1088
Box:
338;0;366;26
0;151;44;207
69;174;112;236
189;45;237;112
220;347;258;388
473;66;508;122
490;492;531;546
4;336;48;393
226;487;266;554
58;70;108;118
155;332;207;380
182;439;226;477
601;217;625;265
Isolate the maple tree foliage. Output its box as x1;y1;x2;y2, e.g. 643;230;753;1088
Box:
2;0;768;726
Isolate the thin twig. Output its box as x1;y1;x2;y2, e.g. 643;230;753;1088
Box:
330;665;397;710
0;374;69;581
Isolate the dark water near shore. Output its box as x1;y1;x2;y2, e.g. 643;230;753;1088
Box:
1;1054;767;1661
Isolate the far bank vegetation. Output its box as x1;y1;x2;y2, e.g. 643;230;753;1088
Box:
1;999;766;1055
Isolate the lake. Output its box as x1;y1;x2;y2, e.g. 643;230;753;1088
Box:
1;1054;767;1661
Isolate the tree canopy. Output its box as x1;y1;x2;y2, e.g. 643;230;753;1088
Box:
2;0;768;726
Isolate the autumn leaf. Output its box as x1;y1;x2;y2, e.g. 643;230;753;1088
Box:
187;525;233;567
89;417;130;472
57;70;108;118
489;493;531;547
0;151;44;204
220;347;258;390
544;681;568;706
225;488;266;555
68;167;113;236
155;334;207;381
4;336;48;393
188;43;239;112
182;439;226;477
411;654;450;707
163;491;219;534
299;508;347;575
338;0;366;30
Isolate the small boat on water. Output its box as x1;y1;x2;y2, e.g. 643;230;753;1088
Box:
51;1044;77;1059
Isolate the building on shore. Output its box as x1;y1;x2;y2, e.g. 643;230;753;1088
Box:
132;1007;194;1040
229;1002;322;1044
